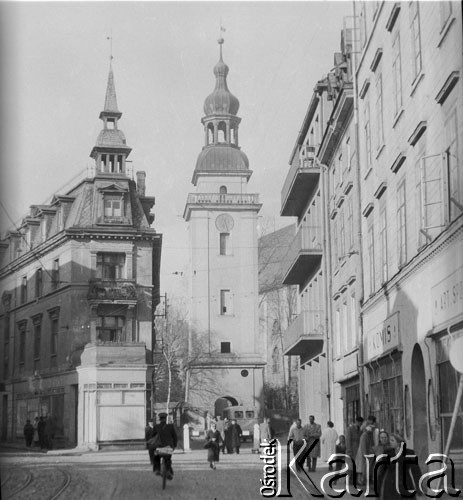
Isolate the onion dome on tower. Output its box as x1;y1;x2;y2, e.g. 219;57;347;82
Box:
192;37;251;185
90;61;132;175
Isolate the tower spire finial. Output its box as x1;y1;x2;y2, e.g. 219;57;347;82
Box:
218;22;226;60
107;30;113;63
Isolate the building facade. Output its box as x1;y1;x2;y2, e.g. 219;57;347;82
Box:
281;0;463;466
0;63;161;448
183;38;265;418
354;0;463;464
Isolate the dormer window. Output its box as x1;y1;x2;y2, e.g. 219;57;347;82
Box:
104;195;123;217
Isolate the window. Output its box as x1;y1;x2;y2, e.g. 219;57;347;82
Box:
33;317;42;370
96;253;125;279
49;310;59;360
220;342;231;353
220;289;232;315
52;259;60;289
342;301;348;352
35;269;43;298
375;73;384;151
410;2;422;80
272;346;280;373
3;315;9;379
333;220;338;265
446;109;461;222
349;294;356;351
334;307;341;357
219;233;230;255
367;223;375;294
347;197;354;250
397;181;407;267
339;212;346;260
97;315;125;342
346;137;352;171
364;102;372;173
379;207;388;283
368;353;404;436
104;195;123;218
18;322;26;365
392;27;403;116
20;276;27;304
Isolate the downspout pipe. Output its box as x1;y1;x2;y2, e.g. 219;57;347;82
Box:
352;1;367;417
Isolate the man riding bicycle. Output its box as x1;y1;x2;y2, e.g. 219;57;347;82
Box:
150;413;178;480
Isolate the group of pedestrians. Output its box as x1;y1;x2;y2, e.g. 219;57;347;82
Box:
344;415;423;498
288;415;322;472
287;414;423;498
23;415;55;450
205;416;245;469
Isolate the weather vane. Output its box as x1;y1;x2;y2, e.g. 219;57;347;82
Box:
218;19;226;44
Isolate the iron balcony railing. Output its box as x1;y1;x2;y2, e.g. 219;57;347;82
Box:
186;193;260;205
88;279;138;302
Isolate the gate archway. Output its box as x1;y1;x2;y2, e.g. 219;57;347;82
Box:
214;396;238;417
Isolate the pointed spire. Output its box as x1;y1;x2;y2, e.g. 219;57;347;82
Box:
104;62;119;113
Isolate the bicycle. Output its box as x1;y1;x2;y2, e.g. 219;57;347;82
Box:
154;446;174;489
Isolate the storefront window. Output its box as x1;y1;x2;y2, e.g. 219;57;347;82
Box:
404;385;412;439
344;383;360;427
368;352;403;435
438;359;463;452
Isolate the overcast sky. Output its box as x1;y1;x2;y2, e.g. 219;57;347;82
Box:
0;1;352;294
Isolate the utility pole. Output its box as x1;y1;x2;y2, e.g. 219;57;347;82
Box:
152;293;167;419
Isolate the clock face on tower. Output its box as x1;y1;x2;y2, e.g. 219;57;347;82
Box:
215;213;234;232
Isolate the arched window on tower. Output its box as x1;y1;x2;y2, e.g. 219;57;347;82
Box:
218;121;227;143
207;123;214;145
230;126;236;145
219;185;227;203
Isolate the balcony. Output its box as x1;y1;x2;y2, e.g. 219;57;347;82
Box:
284;309;324;357
184;193;261;220
88;279;138;304
283;224;323;286
281;156;321;218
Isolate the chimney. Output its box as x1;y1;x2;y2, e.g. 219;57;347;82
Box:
136;171;146;197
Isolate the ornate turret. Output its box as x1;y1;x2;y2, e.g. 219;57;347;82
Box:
90;62;132;175
192;37;250;185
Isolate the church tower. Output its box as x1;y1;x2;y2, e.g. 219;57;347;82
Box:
183;37;264;418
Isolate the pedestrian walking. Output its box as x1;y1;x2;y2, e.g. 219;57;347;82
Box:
45;415;55;450
355;424;375;486
259;417;274;442
377;434;423;499
33;417;39;447
23;419;34;447
222;417;230;454
305;415;322;472
345;416;364;463
287;418;298;442
288;418;308;471
37;416;46;449
335;435;347;470
205;422;222;470
145;419;155;464
228;419;242;454
321;421;338;470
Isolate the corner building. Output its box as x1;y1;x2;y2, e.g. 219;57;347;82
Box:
183;39;264;418
0;62;161;448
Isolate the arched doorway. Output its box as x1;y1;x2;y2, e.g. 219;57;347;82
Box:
214;396;238;417
411;344;428;463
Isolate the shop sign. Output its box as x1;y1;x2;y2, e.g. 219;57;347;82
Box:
431;266;463;329
365;312;399;361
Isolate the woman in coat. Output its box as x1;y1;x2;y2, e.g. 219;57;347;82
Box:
321;421;338;470
355;424;375;486
205;422;222;470
378;433;423;499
